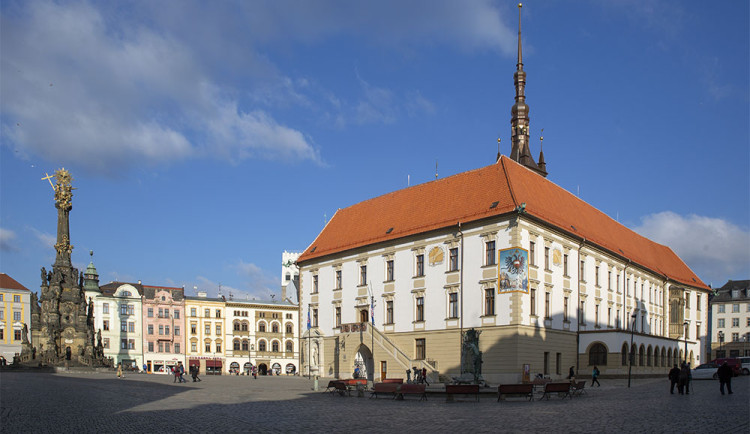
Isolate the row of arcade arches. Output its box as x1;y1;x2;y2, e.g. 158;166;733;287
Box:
587;342;694;367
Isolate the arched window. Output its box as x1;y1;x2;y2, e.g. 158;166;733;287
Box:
258;340;267;352
285;340;293;353
588;343;607;366
241;321;248;331
234;321;241;331
272;341;279;352
233;339;240;351
621;343;629;366
258;322;266;332
241;340;248;351
638;344;645;366
272;323;279;333
286;323;293;334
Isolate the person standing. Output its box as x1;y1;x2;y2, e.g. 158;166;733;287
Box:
668;364;680;394
568;366;576;383
717;362;733;395
591;366;601;387
677;363;689;395
406;368;411;384
116;363;123;379
421;367;430;386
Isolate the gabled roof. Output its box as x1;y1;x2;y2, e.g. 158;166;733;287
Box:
711;280;750;302
0;273;30;291
298;156;708;290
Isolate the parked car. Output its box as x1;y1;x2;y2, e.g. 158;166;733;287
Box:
738;356;750;375
710;358;741;376
691;362;719;380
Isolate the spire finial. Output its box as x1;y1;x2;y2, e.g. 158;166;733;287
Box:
496;137;502;162
517;3;523;68
539;128;544;152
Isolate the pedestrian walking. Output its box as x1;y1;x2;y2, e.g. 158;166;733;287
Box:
717;362;733;395
406;368;411;383
591;366;601;387
421;367;430;386
252;365;257;379
116;363;123;379
177;362;187;383
677;362;689;395
173;364;181;383
668;364;680;394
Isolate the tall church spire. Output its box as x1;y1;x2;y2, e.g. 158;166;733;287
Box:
509;3;547;177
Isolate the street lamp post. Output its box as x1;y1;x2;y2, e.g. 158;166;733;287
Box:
627;311;638;388
683;321;689;365
718;331;724;358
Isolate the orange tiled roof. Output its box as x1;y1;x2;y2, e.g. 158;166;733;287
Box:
299;156;708;290
0;273;30;291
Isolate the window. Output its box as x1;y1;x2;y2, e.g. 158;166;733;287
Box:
272;323;279;333
589;343;607;365
147;307;153;318
127;305;134;315
205;324;211;335
234;321;241;331
286;341;293;352
259;340;267;352
485;288;495;316
333;269;342;289
103;303;109;314
579;301;585;325
563;254;568;276
234;340;241;351
416;254;425;277
205;309;210;318
595;266;600;286
103;320;110;331
696;295;701;311
174;310;180;319
259;322;266;332
241;340;249;351
13;311;20;321
103;338;109;349
608;307;612;327
335;307;342;327
159;325;164;335
0;310;3;320
747;318;750;327
191;323;197;335
544;247;550;270
595;304;600;327
386;301;394;324
564;296;569;322
165;325;170;335
121;339;127;349
165;342;171;353
121;321;127;332
191;342;197;352
386;260;394;281
205;342;211;352
242;322;248;332
272;341;279;352
685;294;690;309
191;308;197;317
732;318;739;327
148;341;154;352
415;338;426;360
216;324;221;335
608;271;612;290
580;260;585;281
416;297;425;321
216;309;221;318
313;275;319;293
286;323;292;333
733;304;740;313
543;352;549;375
718;319;725;328
158;308;164;318
732;333;739;342
449;248;459;271
174;343;180;354
148;325;154;335
312;309;318;327
175;326;180;336
718;305;725;313
14;329;21;341
529;241;536;266
545;292;550;319
121;304;128;315
360;265;367;286
530;288;536;316
0;329;3;339
448;292;458;319
485;241;496;266
556;353;561;375
216;343;221;352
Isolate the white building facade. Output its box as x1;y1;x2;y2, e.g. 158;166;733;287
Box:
710;280;750;360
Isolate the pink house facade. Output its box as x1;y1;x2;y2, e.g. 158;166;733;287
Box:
142;285;185;373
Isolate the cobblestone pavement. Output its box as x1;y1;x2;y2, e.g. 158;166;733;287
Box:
1;371;748;433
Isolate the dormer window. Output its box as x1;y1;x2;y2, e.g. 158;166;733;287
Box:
732;290;740;299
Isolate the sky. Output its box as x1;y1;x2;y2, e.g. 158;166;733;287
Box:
1;0;748;300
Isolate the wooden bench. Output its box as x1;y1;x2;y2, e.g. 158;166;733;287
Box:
446;384;480;402
370;382;399;399
324;380;342;394
333;381;351;397
572;380;586;397
497;383;534;402
381;378;403;384
396;384;427;401
540;382;572;400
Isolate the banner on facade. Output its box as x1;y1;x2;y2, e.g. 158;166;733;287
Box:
498;247;529;294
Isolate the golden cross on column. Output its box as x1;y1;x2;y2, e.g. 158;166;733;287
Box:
41;172;56;190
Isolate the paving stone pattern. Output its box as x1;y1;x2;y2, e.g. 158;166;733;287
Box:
1;372;748;433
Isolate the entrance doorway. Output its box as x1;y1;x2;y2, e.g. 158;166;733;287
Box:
258;363;268;375
65;346;71;360
354;345;373;381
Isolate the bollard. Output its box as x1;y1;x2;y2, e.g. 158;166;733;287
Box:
313;375;319;391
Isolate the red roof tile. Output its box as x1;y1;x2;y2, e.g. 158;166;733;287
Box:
299;156;708;290
0;273;30;291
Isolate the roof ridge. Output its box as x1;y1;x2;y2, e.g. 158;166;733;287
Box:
500;157;519;209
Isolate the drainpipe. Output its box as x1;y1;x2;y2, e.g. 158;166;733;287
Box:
458;222;464;375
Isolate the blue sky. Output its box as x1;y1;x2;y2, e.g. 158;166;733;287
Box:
1;0;748;299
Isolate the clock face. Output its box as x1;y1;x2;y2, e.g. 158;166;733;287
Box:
428;247;444;266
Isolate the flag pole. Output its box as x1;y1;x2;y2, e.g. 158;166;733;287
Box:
307;304;311;379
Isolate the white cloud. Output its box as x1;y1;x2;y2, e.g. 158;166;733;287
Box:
0;0;319;174
632;211;750;285
29;227;55;249
0;228;19;252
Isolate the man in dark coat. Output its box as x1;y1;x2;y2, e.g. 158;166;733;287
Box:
717;362;733;395
677;363;690;395
668;364;680;394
